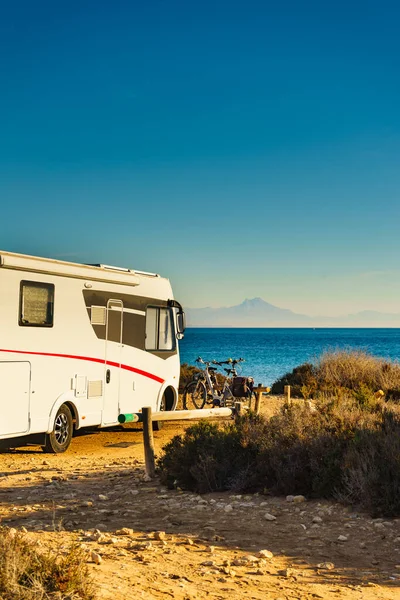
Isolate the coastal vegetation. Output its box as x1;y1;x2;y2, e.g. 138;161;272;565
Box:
163;351;400;517
271;349;400;399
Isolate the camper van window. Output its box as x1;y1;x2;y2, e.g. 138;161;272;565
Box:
19;281;54;327
145;306;175;351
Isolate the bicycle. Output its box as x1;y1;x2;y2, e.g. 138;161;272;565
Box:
183;357;253;409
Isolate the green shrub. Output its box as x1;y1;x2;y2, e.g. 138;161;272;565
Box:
270;363;316;397
158;421;247;492
158;395;400;516
0;528;95;599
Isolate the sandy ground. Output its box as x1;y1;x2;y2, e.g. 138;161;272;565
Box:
0;400;400;600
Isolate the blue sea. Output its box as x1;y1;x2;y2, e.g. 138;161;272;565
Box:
179;328;400;386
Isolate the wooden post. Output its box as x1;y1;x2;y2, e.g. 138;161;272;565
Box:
234;402;243;418
284;385;291;406
142;407;156;479
255;383;263;415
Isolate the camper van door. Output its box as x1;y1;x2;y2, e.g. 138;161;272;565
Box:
0;362;31;436
102;299;123;424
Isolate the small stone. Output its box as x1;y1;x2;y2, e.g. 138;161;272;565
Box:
143;542;153;550
313;516;323;523
337;535;348;542
224;504;233;512
286;495;295;502
293;495;306;503
91;551;102;565
232;559;245;566
264;513;277;521
116;528;134;536
201;560;216;567
258;549;274;559
207;545;215;554
280;568;295;578
154;531;166;541
243;555;259;563
317;562;335;570
98;495;108;501
185;538;194;546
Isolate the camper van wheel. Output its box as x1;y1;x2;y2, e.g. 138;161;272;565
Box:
153;395;165;431
43;404;73;453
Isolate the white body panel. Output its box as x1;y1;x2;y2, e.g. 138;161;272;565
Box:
0;251;181;444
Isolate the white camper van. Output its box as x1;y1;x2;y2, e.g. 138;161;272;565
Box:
0;250;185;452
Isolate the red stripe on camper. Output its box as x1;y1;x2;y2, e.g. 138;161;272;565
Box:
0;348;165;384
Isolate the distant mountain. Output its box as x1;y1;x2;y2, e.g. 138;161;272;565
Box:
185;298;400;327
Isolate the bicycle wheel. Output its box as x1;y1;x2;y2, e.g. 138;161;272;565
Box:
183;380;207;409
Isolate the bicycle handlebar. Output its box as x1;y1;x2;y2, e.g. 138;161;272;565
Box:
212;358;245;366
196;356;245;368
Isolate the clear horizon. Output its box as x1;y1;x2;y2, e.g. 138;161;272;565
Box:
1;1;400;317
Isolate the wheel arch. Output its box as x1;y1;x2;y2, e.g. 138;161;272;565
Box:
47;397;80;433
157;383;178;411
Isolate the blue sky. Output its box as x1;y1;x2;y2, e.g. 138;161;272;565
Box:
1;0;400;316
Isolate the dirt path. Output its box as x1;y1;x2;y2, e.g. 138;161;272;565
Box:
1;419;400;599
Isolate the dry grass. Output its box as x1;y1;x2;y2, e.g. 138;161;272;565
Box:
0;527;96;600
271;350;400;399
318;350;400;393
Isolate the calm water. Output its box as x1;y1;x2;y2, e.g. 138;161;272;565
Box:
179;328;400;386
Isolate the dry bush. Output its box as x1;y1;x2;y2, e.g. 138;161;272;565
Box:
179;363;225;392
179;363;201;391
271;350;400;400
0;528;96;600
340;408;400;516
317;350;400;394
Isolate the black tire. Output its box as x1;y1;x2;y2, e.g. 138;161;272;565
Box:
43;404;73;453
183;380;207;410
153;394;165;431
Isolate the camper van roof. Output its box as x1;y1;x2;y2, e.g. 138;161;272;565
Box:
0;251;161;286
88;264;159;277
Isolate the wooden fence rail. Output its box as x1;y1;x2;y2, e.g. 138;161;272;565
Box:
122;384;271;479
118;407;233;424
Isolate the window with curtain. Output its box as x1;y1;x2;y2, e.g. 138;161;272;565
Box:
145;306;175;351
19;281;54;327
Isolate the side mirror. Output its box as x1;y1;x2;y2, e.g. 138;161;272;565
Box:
177;311;186;335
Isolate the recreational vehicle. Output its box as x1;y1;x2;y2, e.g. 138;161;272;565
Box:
0;251;185;452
